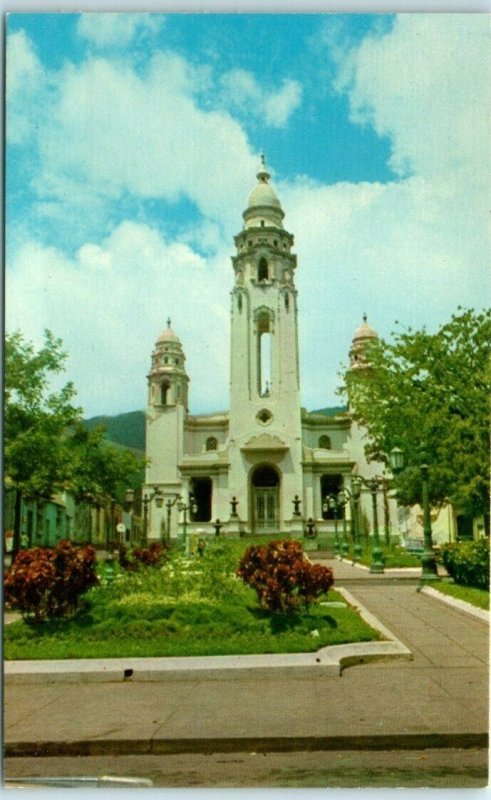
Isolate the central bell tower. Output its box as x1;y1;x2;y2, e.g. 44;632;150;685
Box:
228;155;303;532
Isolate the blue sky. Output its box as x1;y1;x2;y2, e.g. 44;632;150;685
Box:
6;12;490;417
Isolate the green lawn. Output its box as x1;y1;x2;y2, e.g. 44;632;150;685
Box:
431;580;489;610
4;545;381;660
354;544;422;569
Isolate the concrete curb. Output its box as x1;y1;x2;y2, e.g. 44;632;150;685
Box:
4;588;412;685
420;585;489;623
5;732;488;759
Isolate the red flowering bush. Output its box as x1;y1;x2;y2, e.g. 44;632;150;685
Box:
4;540;98;621
236;539;334;613
118;542;168;570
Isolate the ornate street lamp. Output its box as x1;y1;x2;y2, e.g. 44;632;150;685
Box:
351;477;363;563
127;486;164;545
337;489;351;558
389;446;438;584
351;476;385;573
165;494;181;542
177;496;198;550
323;494;341;555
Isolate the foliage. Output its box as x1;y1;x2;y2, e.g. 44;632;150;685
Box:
432;580;489;610
4;568;378;659
236;539;334;613
4;330;81;501
118;542;168;570
4;540;98;621
439;539;489;589
67;422;144;505
342;308;491;523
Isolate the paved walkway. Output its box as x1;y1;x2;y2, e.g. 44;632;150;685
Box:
3;559;489;756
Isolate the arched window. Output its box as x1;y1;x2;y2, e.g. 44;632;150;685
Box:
206;436;218;451
238;294;243;313
319;435;331;449
161;381;170;406
284;292;290;312
258;257;268;282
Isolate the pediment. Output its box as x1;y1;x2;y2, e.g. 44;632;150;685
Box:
241;433;288;451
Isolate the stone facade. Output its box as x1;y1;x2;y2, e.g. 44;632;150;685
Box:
144;157;396;545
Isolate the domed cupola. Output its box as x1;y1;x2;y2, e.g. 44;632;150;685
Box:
349;314;379;370
242;154;285;230
148;318;189;409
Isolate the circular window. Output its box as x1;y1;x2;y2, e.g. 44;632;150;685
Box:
256;409;273;425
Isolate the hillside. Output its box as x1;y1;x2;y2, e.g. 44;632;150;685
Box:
84;406;348;452
84;410;145;453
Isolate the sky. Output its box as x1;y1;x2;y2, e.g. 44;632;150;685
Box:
5;12;491;418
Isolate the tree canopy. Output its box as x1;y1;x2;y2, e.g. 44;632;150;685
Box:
5;329;81;500
4;329;144;513
342;308;490;525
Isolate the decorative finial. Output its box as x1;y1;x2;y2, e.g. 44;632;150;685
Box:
167;317;171;328
256;152;270;183
363;313;367;324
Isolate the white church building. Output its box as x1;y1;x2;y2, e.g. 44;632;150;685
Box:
144;156;396;547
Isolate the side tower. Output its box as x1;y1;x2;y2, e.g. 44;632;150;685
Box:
144;320;189;540
228;156;303;534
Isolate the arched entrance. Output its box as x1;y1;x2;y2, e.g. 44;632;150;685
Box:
251;465;280;533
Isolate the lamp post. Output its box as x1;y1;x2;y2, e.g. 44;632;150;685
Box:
351;477;385;573
337;489;351;558
351;477;363;563
389;446;438;584
126;487;164;545
323;494;340;555
177;496;198;551
165;494;181;542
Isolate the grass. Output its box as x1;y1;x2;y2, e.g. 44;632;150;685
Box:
354;544;422;569
4;542;381;660
431;580;489;610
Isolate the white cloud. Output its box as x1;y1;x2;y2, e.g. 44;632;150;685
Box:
6;222;232;417
76;12;163;49
9;45;257;237
6;30;47;144
220;68;302;128
6;15;490;418
334;14;491;180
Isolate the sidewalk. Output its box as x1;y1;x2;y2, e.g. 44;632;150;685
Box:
3;559;489;756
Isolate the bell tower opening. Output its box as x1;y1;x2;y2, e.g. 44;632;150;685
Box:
258;257;268;281
257;311;272;397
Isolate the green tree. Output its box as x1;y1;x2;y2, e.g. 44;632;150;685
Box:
67;423;144;506
5;330;82;553
342;308;490;530
4;330;144;553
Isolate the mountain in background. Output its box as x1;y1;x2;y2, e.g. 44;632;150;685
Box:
84;406;348;453
310;406;348;416
84;410;146;453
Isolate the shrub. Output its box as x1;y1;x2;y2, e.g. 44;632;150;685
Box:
440;538;489;589
4;540;98;621
118;542;168;571
236;539;334;613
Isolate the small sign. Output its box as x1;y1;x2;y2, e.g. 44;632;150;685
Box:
116;523;126;533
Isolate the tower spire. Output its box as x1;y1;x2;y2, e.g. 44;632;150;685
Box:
256;153;271;183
